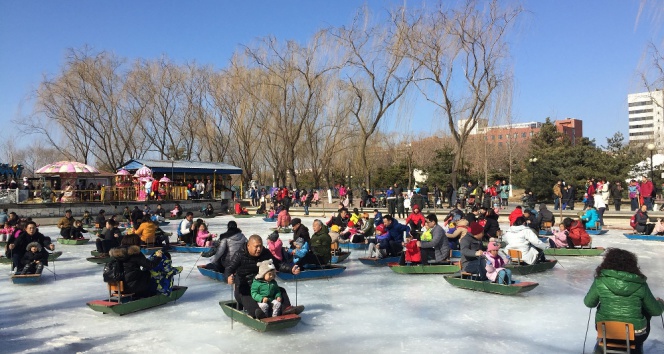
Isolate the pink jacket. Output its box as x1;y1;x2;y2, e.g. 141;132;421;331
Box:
550;229;569;248
196;230;213;247
277;210;291;228
484;251;508;282
654;221;664;235
268;238;283;261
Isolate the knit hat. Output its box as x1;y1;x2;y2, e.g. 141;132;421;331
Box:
227;220;238;229
468;222;484;236
412;205;420;211
255;259;276;279
26;242;42;252
294;237;305;248
330;225;340;233
487;241;501;251
375;224;386;234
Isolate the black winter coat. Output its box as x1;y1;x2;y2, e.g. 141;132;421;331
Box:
13;231;52;265
482;216;500;238
224;246;292;291
109;245;161;295
21;250;46;265
293;225;310;245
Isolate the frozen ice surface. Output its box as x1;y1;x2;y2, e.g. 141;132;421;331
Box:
1;215;664;353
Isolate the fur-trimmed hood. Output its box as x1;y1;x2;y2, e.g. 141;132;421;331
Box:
26;242;42;252
109;245;141;260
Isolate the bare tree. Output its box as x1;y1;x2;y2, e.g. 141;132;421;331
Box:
408;0;522;188
333;7;418;188
642;42;664;109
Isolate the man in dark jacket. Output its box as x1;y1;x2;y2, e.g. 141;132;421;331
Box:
327;209;349;229
535;204;555;231
289;218;310;247
459;222;486;279
225;235;303;319
10;221;54;271
309;220;332;265
634;205;655;235
95;209;106;228
130;206;143;229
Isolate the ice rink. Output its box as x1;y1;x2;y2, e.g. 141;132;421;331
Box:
1;215;664;353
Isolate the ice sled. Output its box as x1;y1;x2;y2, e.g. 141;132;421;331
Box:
219;300;301;332
388;262;460;274
11;273;42;284
623;234;664;241
197;265;227;282
87;283;187;315
331;252;350;264
358;256;400;266
276;265;346;281
57;238;90;245
544;247;605;256
444;274;538;295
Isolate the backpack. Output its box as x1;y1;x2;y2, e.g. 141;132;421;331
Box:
102;259;124;283
629;215;636;229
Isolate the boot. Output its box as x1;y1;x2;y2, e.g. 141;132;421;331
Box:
254;309;267;319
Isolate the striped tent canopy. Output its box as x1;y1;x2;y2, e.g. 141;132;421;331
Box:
36;161;100;175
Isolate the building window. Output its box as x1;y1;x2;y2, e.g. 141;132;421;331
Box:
629;116;653;122
498;134;502;139
628;101;651;107
521;132;526;138
530;131;534;137
629;124;654;129
629;131;654;137
491;135;495;140
498;142;502;147
629;109;654;114
514;133;518;138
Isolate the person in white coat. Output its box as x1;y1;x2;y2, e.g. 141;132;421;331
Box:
503;216;549;265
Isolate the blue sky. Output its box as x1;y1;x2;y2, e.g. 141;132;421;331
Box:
0;0;662;146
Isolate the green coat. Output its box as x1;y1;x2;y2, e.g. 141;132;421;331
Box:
250;279;282;302
310;226;332;265
584;269;663;330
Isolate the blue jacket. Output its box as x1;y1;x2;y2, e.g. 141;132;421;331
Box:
376;232;391;249
581;209;599;229
386;221;410;244
291;242;309;264
373;212;383;227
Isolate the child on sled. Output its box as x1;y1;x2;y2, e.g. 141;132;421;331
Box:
484;241;512;285
195;222;215;247
20;242;46;275
251;259;282;319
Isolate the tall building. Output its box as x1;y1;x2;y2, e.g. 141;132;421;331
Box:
628;90;663;149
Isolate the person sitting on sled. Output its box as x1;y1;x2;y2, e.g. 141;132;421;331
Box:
69;219;88;240
401;233;421;265
251;259;282;319
484;241;511;285
547;222;571;248
195;222;215;247
503;217;550;265
584;248;664;354
82;210;92;225
20;242;46;275
367;224;389;259
225;235;303;319
267;231;283;261
148;250;182;296
418;214;450;264
460;222;487;279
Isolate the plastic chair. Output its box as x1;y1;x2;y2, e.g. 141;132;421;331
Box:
596;321;635;353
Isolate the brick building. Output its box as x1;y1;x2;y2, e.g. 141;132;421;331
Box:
470;118;583;147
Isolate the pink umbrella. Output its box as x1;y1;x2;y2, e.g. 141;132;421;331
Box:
36;161;100;175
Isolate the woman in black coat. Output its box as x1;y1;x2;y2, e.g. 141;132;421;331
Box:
109;234;162;297
482;208;501;241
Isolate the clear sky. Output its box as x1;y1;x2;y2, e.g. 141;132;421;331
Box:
0;0;662;146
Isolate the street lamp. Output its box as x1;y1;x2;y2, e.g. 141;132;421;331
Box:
529;157;538;184
647;143;655;182
407;142;413;190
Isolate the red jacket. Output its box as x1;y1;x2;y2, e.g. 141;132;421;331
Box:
405;212;426;228
567;221;591;246
404;239;421;263
508;209;523;226
640;181;654;198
